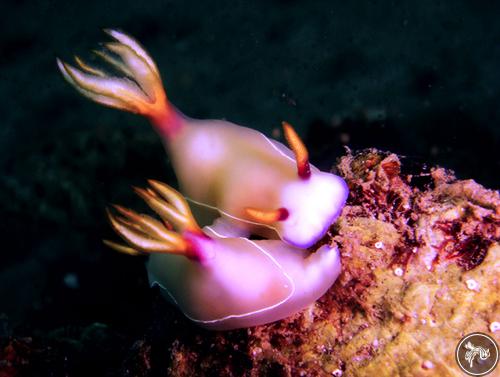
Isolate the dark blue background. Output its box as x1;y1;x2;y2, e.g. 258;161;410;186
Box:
0;0;498;374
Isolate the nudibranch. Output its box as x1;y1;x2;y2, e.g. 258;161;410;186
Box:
104;181;341;330
57;30;348;248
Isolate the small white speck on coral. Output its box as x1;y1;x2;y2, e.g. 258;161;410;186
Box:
332;369;343;377
251;347;262;356
374;241;384;249
465;279;479;291
422;360;434;369
394;267;404;277
490;321;500;332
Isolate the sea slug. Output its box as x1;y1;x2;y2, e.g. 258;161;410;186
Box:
104;181;341;330
57;29;348;249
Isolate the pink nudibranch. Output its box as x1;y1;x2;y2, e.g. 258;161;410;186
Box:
57;29;349;249
104;181;341;330
57;30;346;330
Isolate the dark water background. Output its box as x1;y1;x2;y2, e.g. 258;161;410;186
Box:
1;0;499;374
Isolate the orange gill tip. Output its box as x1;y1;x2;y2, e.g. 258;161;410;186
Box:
113;214;144;233
91;49;135;78
56;57;146;113
103;239;143;256
106;207;191;255
106;208;179;253
74;56;106;77
147;179;190;217
145;187;160;198
111;204;177;243
101;41;158;102
107;205;143;232
133;184;203;236
103;28;160;77
244;207;289;224
133;187;187;229
282;121;311;179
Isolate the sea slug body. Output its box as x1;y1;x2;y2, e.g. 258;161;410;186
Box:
105;181;341;330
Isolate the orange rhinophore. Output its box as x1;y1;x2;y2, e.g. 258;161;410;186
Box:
244;207;289;224
282;121;311;179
